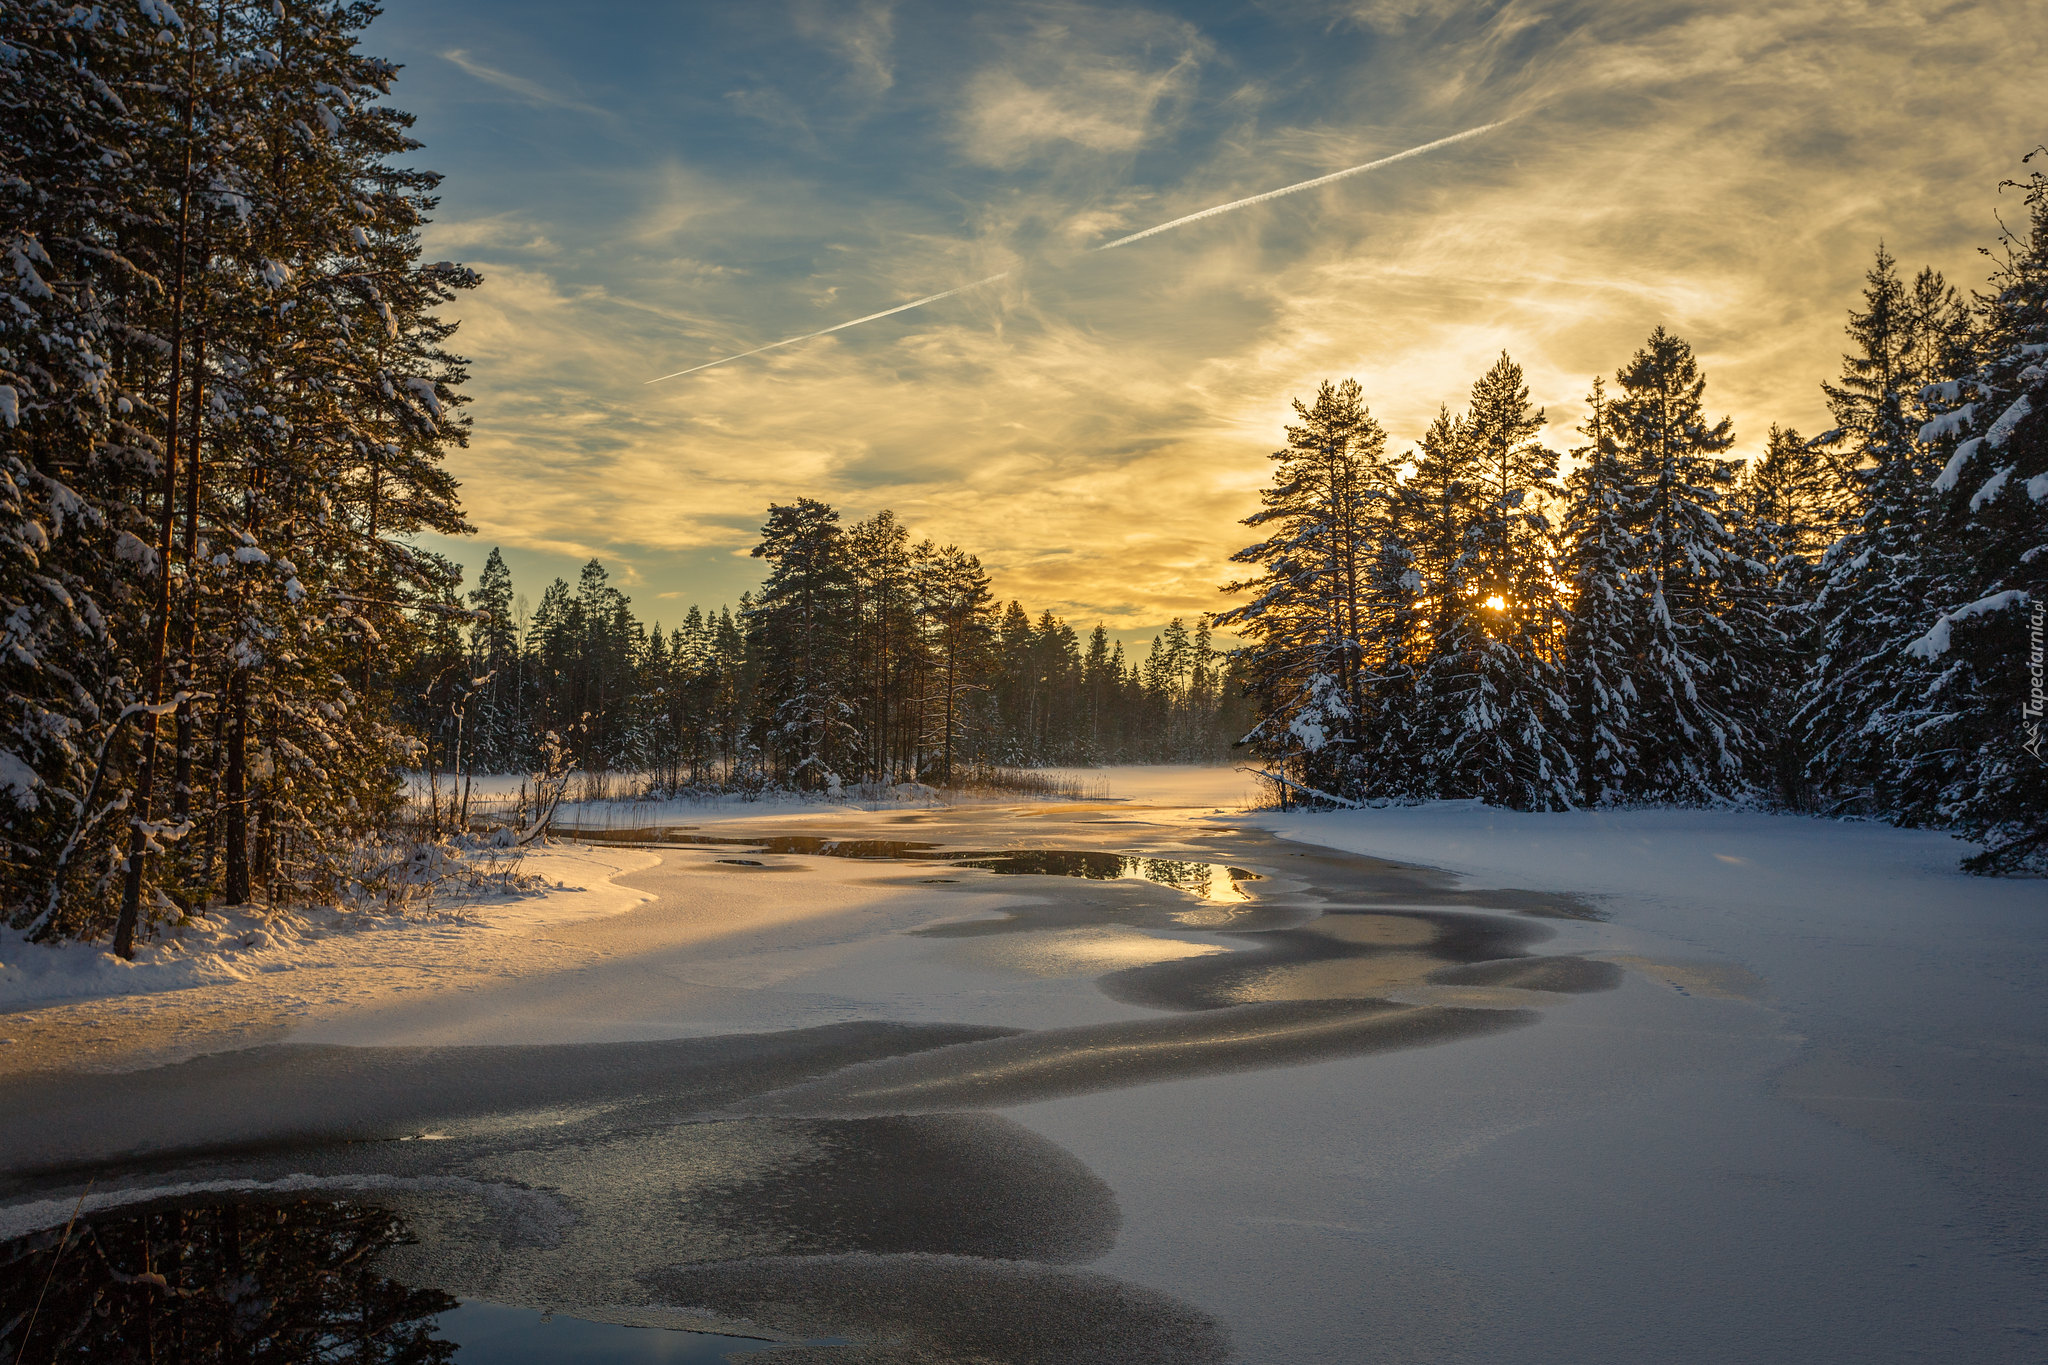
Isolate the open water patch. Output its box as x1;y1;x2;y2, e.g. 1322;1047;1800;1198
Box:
0;1192;819;1363
561;830;1264;902
440;1300;809;1361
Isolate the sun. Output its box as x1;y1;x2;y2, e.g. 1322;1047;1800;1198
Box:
1483;595;1507;611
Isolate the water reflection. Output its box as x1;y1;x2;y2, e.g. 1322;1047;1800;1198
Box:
945;851;1258;903
438;1300;792;1361
0;1196;457;1364
645;834;1260;902
0;1197;798;1364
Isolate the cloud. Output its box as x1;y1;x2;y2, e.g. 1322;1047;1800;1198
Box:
440;49;614;120
418;0;2044;631
953;7;1208;167
792;0;898;97
423;212;560;256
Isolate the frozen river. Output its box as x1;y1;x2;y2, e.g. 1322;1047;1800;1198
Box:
2;767;2042;1362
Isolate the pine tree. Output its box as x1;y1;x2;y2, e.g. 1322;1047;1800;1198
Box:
467;547;517;767
1217;379;1392;801
913;544;993;782
2;0;478;942
845;509;920;782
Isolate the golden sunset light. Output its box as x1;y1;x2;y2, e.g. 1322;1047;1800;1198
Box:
3;4;2043;1360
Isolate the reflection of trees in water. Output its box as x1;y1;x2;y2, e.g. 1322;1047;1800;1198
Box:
950;851;1254;898
1130;858;1227;893
0;1197;457;1364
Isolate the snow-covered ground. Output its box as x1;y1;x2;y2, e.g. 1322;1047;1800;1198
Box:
0;844;658;1015
3;769;2043;1361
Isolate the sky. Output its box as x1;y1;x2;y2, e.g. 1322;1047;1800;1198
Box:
368;0;2042;637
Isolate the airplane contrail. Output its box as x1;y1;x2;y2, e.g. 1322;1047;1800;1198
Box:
647;119;1508;384
645;271;1013;383
1090;120;1509;252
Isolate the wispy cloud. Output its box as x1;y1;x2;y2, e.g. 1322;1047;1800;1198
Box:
646;119;1512;382
953;6;1208;167
793;0;898;97
410;0;2043;628
440;49;614;120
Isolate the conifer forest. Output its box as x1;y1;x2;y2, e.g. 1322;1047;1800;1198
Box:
1;0;2044;967
418;525;1246;792
1223;212;2048;877
2;6;2044;1363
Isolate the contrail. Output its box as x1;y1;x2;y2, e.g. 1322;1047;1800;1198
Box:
647;119;1507;384
645;271;1012;383
1090;120;1509;252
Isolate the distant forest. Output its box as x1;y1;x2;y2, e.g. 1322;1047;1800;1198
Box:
403;514;1249;787
2;0;2041;952
1224;159;2046;872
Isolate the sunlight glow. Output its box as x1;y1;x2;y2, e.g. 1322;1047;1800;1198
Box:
1484;595;1507;610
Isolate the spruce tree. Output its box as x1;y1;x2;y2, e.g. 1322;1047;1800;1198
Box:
1408;357;1574;809
1606;327;1748;801
748;500;857;788
1799;247;1966;818
1904;155;2048;871
1561;378;1640;805
1725;425;1839;803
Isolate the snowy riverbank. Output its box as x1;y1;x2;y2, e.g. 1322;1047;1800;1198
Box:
2;768;2043;1361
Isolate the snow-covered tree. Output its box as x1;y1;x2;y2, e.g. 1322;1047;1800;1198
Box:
748;499;858;788
1218;379;1395;801
1606;327;1749;801
1726;425;1840;803
1561;379;1639;805
2;1;479;946
1798;247;1969;819
1903;155;2048;872
1406;357;1574;809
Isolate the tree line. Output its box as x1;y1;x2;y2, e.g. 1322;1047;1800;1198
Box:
1223;154;2046;873
414;507;1247;792
3;2;476;946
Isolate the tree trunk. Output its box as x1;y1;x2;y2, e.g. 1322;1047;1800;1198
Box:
172;290;208;833
223;666;249;905
114;48;201;957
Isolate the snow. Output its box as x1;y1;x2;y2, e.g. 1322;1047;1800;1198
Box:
998;780;2048;1362
4;768;2043;1361
1916;402;1976;442
0;1172;572;1246
0;842;657;1013
1984;392;2033;449
1932;437;1980;492
1969;463;2012;511
1906;588;2029;659
1240;798;2019;930
0;748;38;808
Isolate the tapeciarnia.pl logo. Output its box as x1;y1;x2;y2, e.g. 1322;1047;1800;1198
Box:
2027;601;2046;762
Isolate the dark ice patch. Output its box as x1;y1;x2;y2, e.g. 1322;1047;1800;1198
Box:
738;1001;1536;1116
668;1115;1118;1264
0;1022;1019;1186
1428;955;1626;994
